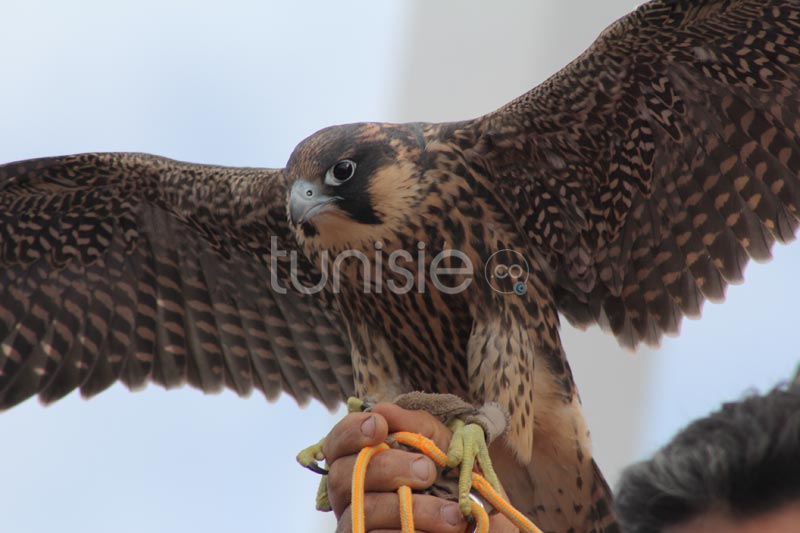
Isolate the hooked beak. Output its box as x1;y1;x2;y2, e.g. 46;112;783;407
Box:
289;179;339;226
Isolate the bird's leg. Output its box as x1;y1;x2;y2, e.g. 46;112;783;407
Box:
296;437;332;511
445;418;504;515
292;437;332;511
346;396;366;412
296;397;367;473
296;437;328;475
392;392;508;516
296;397;368;511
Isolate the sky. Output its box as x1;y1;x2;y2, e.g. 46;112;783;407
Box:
1;2;798;532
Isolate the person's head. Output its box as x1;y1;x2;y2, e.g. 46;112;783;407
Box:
615;384;800;533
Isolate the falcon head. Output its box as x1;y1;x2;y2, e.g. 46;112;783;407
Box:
286;122;428;255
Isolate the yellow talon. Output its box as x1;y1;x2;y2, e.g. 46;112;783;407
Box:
297;396;364;474
297;438;328;475
314;475;331;511
446;419;502;516
296;438;332;511
296;397;368;511
347;396;366;413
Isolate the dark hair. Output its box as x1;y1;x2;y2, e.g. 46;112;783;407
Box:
614;384;800;532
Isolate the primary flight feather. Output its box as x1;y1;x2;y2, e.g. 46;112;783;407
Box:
2;1;799;531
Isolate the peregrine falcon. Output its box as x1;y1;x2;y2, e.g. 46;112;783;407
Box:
2;1;799;531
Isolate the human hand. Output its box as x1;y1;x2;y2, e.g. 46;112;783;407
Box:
323;402;517;532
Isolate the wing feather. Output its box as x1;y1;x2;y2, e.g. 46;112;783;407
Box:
0;152;353;409
471;0;800;347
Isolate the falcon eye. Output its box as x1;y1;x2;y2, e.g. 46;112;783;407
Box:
325;159;356;186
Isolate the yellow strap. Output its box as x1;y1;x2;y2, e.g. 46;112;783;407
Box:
470;497;491;533
351;442;390;533
398;485;415;533
350;431;543;533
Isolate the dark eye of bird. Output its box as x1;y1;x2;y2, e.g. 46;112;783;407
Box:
326;159;356;185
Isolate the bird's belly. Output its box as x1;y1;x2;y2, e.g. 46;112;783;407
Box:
351;291;472;402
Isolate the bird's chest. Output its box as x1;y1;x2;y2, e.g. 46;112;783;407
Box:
336;282;473;402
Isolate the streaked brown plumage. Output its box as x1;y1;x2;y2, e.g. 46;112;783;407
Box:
2;1;800;531
0;156;354;408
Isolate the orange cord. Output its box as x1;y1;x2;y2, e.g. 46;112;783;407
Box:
398;485;415;533
470;497;490;533
351;442;390;533
350;431;543;533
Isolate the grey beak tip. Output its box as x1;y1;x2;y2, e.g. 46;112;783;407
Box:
289;179;330;227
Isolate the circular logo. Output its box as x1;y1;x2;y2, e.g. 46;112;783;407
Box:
484;249;529;295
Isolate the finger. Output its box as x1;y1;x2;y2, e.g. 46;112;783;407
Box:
370;403;452;451
327;450;437;516
335;494;467;533
323;412;389;464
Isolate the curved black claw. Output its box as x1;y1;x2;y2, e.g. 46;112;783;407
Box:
297;439;329;475
304;461;329;475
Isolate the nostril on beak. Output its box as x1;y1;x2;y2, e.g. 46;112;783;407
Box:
290;179;331;227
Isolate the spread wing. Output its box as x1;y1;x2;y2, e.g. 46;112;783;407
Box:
472;0;800;347
0;153;353;409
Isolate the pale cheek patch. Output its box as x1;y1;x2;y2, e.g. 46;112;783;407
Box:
368;161;422;226
313;211;385;251
298;161;423;256
300;207;403;256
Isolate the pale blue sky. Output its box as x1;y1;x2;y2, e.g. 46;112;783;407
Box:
1;2;798;532
0;2;405;531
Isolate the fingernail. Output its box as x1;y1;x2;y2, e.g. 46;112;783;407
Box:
412;457;432;481
442;502;463;526
361;415;376;438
